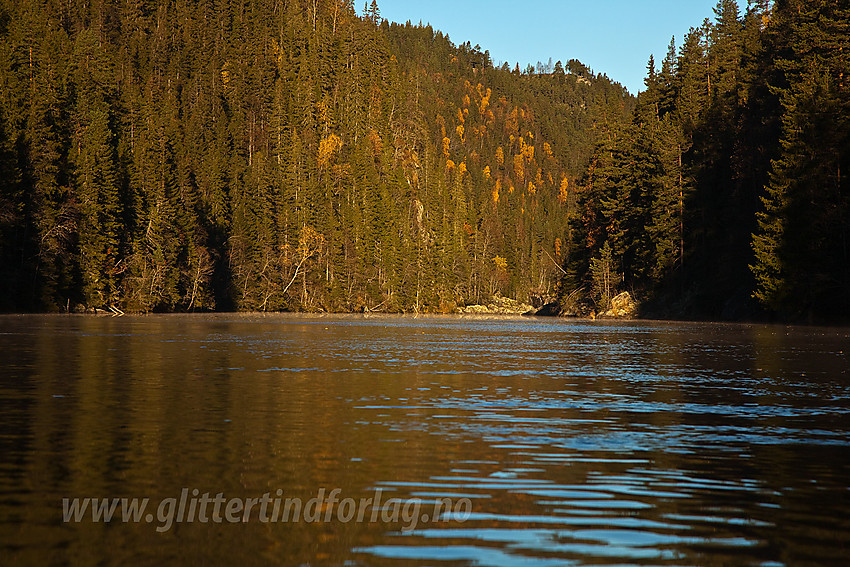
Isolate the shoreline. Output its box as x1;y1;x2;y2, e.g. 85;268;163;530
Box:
2;310;847;330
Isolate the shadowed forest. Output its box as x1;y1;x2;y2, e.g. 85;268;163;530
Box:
0;0;847;323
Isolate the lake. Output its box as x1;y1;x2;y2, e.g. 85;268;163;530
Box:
1;314;849;566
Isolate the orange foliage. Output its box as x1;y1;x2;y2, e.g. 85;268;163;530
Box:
368;130;382;157
558;176;569;204
513;154;525;180
478;87;491;115
316;99;331;129
317;134;342;169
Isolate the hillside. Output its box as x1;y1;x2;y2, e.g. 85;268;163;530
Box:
0;0;633;313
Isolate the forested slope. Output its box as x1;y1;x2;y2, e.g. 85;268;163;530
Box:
3;0;845;323
563;0;849;324
0;0;632;313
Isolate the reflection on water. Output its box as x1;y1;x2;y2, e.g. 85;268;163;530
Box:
1;314;849;566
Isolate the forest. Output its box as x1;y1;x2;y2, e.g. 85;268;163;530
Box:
0;0;847;323
567;0;849;324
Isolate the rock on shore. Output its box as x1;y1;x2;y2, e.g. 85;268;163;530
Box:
601;292;637;318
458;295;535;315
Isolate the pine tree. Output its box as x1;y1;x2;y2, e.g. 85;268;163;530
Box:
590;240;620;311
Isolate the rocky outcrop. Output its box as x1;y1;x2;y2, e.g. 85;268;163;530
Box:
458;295;535;315
459;292;637;318
601;291;637;318
531;301;561;316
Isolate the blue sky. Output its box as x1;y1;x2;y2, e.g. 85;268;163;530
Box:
377;0;747;94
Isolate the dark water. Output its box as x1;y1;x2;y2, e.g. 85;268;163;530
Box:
1;314;849;566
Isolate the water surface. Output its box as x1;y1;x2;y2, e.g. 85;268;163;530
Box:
1;314;849;565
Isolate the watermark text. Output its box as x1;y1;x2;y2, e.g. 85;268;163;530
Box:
62;488;472;533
